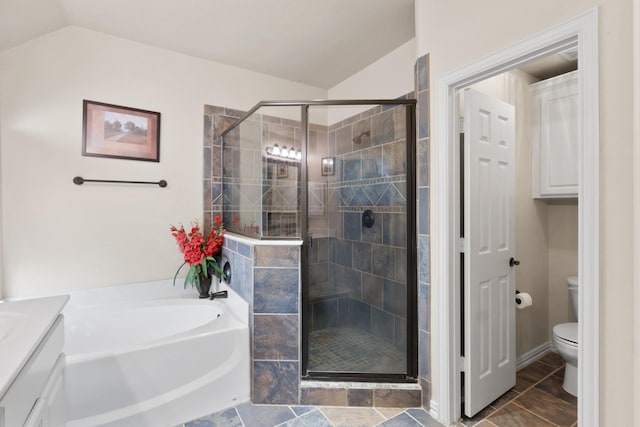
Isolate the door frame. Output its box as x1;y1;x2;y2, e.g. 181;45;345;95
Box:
433;9;599;426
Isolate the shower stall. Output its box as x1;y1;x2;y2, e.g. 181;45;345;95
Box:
221;99;417;382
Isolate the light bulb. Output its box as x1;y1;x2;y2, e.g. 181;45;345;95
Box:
296;150;302;160
265;146;273;155
281;146;289;158
272;144;281;156
288;149;296;159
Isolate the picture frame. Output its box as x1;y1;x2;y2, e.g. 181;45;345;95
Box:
82;100;161;162
321;157;335;176
277;161;289;179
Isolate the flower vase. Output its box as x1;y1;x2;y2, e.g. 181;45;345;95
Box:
195;272;213;299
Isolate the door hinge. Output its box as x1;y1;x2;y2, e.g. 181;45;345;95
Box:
459;356;466;372
459;237;466;253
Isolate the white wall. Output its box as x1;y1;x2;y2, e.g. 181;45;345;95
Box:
327;38;416;124
0;26;326;298
634;0;640;423
0;84;3;300
417;0;634;423
547;201;579;335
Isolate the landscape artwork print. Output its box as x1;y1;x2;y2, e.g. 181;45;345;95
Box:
82;100;161;162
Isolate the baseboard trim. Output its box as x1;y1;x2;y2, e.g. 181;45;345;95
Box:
516;341;553;370
429;399;438;421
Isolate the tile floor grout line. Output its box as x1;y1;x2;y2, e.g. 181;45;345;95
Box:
510;399;564;427
235;406;247;427
528;380;577;408
484;396;513;414
536;357;563;370
372;407;389;420
403;409;427;427
514;364;564;396
468;407;499;426
469;363;569;427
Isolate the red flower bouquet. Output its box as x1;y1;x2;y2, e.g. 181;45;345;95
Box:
170;216;225;289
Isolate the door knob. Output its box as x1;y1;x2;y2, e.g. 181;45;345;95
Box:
509;257;520;267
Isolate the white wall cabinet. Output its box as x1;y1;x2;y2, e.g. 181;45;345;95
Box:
531;70;578;198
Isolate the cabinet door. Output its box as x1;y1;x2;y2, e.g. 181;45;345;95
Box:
22;354;65;427
23;398;47;427
41;355;65;427
532;71;578;198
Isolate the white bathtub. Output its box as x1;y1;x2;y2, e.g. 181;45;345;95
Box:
62;280;250;427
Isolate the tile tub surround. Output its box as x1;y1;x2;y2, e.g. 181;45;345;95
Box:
221;234;302;405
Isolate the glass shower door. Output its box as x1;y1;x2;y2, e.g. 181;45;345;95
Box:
303;103;416;379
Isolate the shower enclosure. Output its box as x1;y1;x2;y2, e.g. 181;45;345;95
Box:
222;99;417;382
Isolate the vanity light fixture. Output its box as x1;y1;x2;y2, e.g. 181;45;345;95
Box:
264;143;302;163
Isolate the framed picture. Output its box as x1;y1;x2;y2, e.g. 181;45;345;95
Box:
277;161;289;179
321;157;335;176
82;100;161;162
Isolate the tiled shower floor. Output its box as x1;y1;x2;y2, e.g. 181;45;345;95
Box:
180;353;577;427
308;326;405;373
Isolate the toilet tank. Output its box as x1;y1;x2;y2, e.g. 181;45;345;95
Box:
568;275;579;320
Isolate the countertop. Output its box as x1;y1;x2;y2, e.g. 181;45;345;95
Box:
0;295;69;400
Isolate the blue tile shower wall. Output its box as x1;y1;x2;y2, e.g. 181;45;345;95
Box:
206;53;430;406
217;112;328;240
252;245;301;404
416;54;431;408
308;102;411;360
203;105;243;233
214;107;312;239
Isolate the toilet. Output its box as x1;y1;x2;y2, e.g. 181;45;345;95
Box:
552;275;579;397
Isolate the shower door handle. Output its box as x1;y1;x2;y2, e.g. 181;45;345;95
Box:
308;233;313;248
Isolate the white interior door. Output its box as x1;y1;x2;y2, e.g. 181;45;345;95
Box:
463;88;516;417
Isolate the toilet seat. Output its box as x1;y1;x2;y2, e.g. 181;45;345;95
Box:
553;322;578;346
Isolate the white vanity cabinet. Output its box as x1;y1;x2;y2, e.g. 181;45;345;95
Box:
0;296;68;427
530;70;579;199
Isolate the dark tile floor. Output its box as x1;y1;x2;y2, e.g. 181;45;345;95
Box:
179;352;577;427
308;326;405;373
461;352;577;427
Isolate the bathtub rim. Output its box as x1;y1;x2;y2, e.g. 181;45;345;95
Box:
65;304;245;365
63;281;249;364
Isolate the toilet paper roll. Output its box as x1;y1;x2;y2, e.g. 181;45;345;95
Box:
515;292;533;309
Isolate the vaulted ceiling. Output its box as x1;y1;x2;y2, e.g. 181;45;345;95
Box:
0;0;415;89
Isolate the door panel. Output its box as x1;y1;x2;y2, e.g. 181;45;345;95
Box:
463;89;516;417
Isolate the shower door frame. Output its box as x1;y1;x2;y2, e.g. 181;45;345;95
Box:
298;99;418;383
